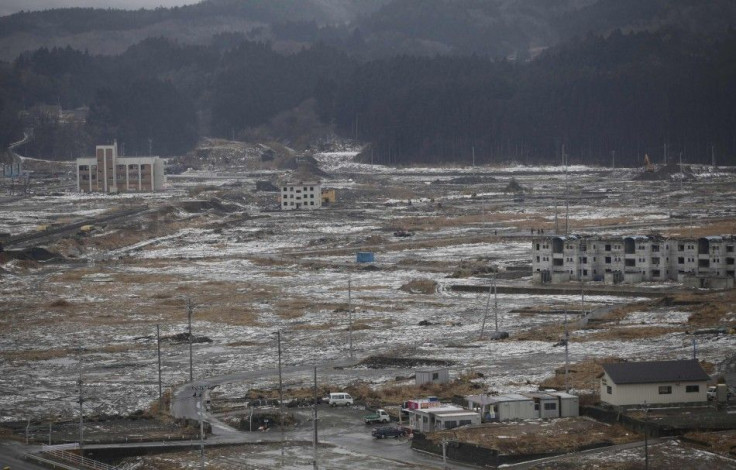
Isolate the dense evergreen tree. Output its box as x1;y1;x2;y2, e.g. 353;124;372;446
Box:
86;79;198;156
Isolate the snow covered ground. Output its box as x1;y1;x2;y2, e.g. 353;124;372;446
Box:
1;152;735;429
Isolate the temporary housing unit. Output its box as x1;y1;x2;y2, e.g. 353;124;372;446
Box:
549;391;579;417
415;368;450;386
466;393;535;422
527;392;560;419
409;405;480;432
600;359;710;407
280;181;322;210
466;392;579;421
76;142;165;193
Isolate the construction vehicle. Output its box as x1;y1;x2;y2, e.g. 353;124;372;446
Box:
644;154;654;172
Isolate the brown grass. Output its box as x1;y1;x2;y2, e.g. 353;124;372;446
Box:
430;418;638;455
682;430;736;457
539;357;625;392
582;325;683;341
0;343;147;362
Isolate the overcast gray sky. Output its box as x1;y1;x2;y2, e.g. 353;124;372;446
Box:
0;0;201;17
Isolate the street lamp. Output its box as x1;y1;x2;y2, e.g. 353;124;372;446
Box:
273;330;285;467
642;401;649;470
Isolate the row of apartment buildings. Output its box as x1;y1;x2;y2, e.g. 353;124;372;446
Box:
532;234;736;286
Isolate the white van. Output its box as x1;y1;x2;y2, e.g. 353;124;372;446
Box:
328;392;354;407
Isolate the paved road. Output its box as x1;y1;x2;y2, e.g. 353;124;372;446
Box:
0;442;46;470
168;358;479;469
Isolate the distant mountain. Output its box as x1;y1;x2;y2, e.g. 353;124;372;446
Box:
0;0;389;60
1;0;734;61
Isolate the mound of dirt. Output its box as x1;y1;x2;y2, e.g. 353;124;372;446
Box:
358;356;454;369
1;246;61;263
503;177;527;193
634;163;697;181
162;332;213;344
281;155;330;179
400;279;438;294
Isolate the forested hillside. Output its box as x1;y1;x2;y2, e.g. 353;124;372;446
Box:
0;0;734;165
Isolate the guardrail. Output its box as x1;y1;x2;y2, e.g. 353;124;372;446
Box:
36;448;122;470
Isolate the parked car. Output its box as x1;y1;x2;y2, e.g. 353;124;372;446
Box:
328;392;354;407
707;385;734;401
371;425;409;439
364;409;391;424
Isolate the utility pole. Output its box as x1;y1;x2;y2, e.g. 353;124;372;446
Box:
493;274;499;333
157;324;163;412
199;393;205;470
563;144;569;236
274;330;285;468
441;438;448;469
313;366;318;470
479;276;493;340
348;273;353;358
643;401;649;470
580;280;585;317
77;352;84;451
187;298;194;382
564;309;569;393
711;145;715;168
191;384;208;470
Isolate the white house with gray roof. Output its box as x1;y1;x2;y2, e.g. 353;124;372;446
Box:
599;359;710;407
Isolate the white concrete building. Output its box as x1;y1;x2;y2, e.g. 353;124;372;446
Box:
599;359;710;408
76;142;165;193
280;181;321;210
532;234;736;285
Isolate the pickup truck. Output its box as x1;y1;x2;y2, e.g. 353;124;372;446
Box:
371;425;409;439
364;409;391;424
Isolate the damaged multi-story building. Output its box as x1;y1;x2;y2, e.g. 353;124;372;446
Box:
532;234;736;288
76;142;165;193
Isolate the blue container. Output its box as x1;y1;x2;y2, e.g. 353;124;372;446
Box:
356;252;375;263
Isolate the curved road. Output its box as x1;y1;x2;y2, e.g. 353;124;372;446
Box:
170;358;481;469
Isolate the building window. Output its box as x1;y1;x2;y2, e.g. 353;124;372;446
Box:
605;257;611;264
658;386;672;395
605;244;611;251
606;386;612;394
543;403;557;410
685;385;700;393
432;372;439;380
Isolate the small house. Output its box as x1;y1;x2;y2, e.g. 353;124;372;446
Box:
600;359;710;407
409;405;480;432
526;392;560;419
466;393;535;422
549;391;579;417
416;368;450;386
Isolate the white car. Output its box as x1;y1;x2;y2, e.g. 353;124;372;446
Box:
328;392;354;406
